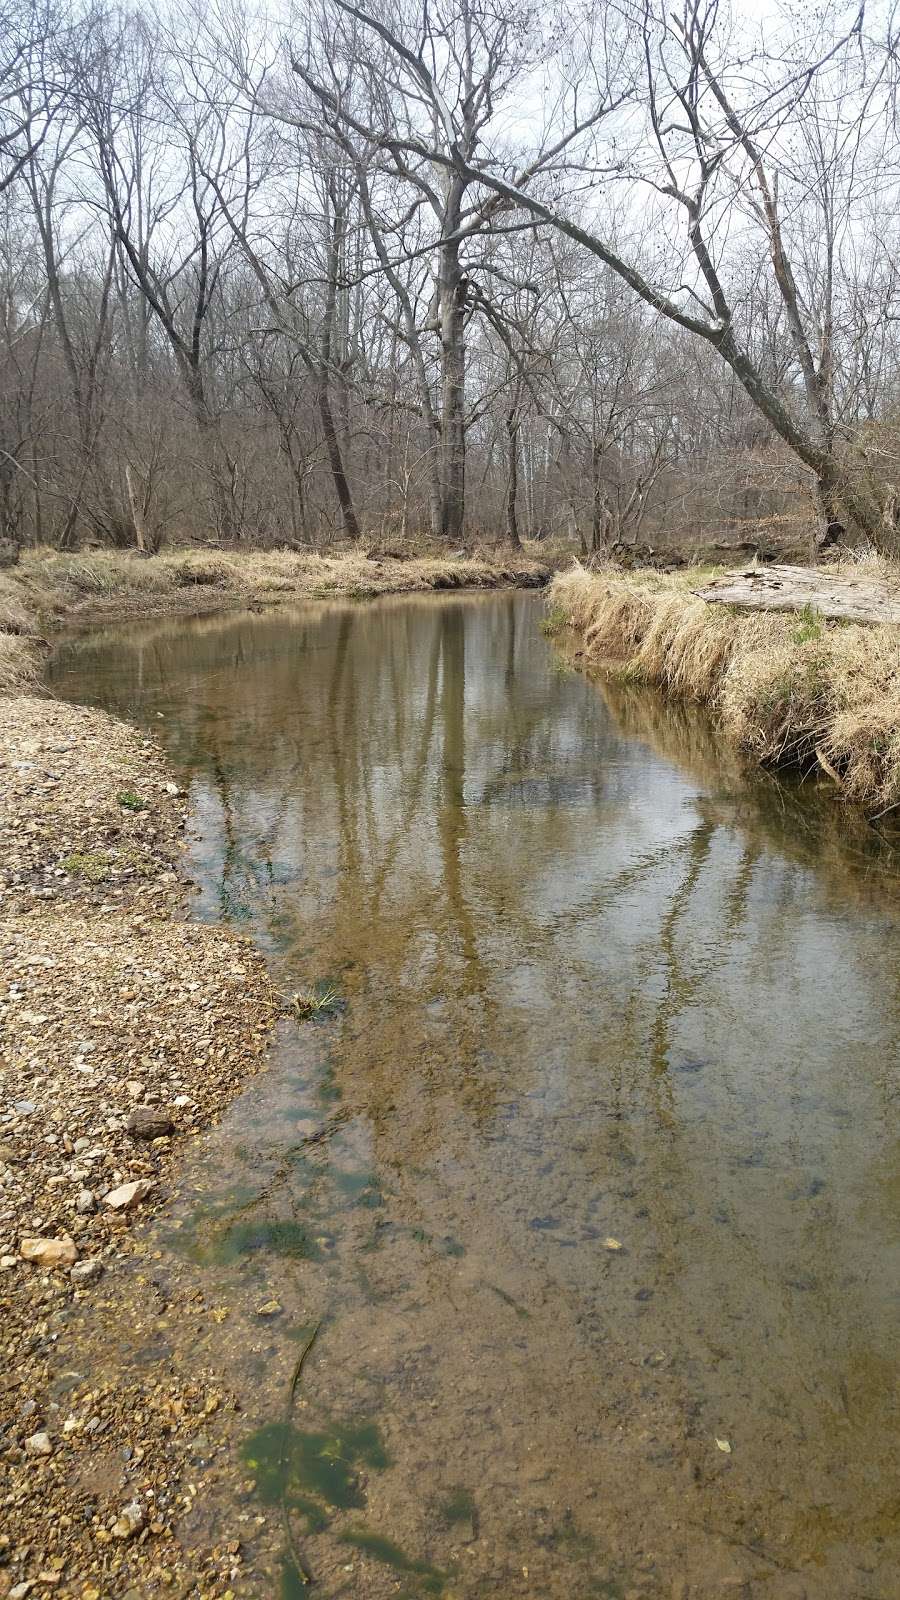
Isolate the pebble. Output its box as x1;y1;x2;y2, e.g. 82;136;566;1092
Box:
255;1299;283;1318
25;1431;52;1456
75;1188;96;1214
126;1106;175;1140
103;1178;154;1211
111;1499;145;1539
20;1235;77;1268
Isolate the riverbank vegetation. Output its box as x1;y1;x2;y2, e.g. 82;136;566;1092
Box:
0;3;900;558
549;564;900;817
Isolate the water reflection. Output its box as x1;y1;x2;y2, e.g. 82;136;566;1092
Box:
49;592;900;1598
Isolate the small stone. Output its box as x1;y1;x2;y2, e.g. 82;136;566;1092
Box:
73;1137;90;1153
13;1101;36;1116
603;1237;624;1251
103;1179;154;1211
255;1299;282;1318
126;1107;175;1140
125;1081;145;1100
10;1583;34;1599
715;1437;732;1453
163;781;180;796
20;1235;77;1268
25;1431;52;1456
111;1500;145;1540
1;1254;18;1269
75;1189;96;1214
70;1258;103;1287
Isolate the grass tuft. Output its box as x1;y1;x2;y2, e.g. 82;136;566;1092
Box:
290;985;339;1020
61;851;110;881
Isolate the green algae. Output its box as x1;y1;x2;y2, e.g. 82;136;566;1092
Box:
242;1417;389;1512
439;1487;476;1525
338;1527;446;1592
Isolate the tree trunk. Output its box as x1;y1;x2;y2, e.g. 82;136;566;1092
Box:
124;462;148;552
591;442;609;553
505;406;521;547
438;206;466;543
695;564;900;624
813;477;845;556
320;198;361;542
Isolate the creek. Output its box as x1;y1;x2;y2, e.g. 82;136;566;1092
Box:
49;590;900;1598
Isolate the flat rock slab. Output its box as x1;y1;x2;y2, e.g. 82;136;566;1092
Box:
693;565;900;625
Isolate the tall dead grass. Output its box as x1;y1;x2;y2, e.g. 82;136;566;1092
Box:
0;634;38;693
550;563;900;815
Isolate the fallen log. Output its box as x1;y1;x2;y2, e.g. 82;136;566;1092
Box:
693;564;900;626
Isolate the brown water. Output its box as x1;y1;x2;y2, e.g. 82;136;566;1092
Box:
49;591;900;1600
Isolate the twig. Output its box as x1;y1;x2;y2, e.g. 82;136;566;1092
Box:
279;1321;322;1587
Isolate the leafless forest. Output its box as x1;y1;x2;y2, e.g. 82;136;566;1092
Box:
2;0;900;555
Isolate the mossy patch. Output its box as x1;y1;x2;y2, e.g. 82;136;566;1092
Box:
61;851;110;881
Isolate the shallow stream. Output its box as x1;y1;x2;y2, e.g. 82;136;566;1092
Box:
50;590;900;1598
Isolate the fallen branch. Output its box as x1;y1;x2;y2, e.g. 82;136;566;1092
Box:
693;565;900;625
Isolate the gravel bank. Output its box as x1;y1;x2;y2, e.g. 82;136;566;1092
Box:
0;695;279;1597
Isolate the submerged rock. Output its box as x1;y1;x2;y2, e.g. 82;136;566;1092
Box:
70;1258;103;1287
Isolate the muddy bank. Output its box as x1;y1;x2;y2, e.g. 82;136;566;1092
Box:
0;547;549;693
0;695;279;1597
548;561;900;816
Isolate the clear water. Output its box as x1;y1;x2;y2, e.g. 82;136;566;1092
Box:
49;591;900;1599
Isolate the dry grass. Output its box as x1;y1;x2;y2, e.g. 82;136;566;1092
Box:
550;561;900;815
0;633;38;692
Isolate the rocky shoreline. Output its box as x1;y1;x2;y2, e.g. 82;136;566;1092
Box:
0;695;279;1597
